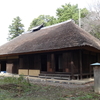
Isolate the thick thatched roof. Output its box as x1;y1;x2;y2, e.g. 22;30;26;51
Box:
0;19;100;56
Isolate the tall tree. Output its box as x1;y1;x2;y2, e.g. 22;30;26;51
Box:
28;15;57;30
56;3;89;23
8;16;24;41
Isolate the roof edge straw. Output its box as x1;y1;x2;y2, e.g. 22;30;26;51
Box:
0;19;100;56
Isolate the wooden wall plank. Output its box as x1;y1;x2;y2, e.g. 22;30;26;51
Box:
34;55;41;69
51;53;55;72
79;50;83;79
47;54;51;72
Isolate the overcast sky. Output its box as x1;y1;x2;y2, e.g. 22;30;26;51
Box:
0;0;92;46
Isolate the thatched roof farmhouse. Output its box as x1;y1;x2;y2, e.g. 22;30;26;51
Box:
0;19;100;80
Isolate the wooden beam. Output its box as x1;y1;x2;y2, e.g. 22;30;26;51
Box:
7;56;19;59
0;57;6;60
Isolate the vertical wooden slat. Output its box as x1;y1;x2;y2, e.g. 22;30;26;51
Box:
27;55;29;75
46;54;55;72
12;60;19;74
38;55;41;69
6;64;13;73
62;53;70;72
28;55;34;69
0;64;1;71
71;61;74;79
1;61;6;72
19;57;23;69
97;53;100;62
70;52;74;79
79;50;83;80
34;55;41;69
62;53;67;72
51;53;55;72
73;51;79;73
89;52;92;78
47;54;51;72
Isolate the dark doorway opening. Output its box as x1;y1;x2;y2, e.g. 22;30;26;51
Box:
55;54;63;72
1;61;6;71
41;55;47;71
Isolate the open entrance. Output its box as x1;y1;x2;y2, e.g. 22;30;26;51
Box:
41;55;47;71
55;54;63;72
1;61;6;72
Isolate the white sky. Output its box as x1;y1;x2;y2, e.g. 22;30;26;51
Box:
0;0;92;46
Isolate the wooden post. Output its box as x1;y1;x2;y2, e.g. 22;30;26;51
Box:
34;55;41;69
71;61;74;79
51;53;55;72
19;57;23;69
47;54;51;72
97;54;100;63
79;50;82;80
90;64;92;78
0;63;1;72
27;56;29;76
89;52;92;78
62;53;68;72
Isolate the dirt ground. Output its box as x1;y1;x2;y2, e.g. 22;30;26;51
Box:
0;76;99;100
32;81;94;88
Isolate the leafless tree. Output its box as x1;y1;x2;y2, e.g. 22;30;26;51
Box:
81;0;100;39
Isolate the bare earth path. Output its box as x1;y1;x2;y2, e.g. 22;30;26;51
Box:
31;81;94;88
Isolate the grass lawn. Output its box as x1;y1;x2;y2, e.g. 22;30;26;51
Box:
0;76;100;100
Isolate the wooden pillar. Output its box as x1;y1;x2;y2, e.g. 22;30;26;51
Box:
34;55;41;69
71;61;74;79
97;54;100;62
19;57;24;69
62;53;71;72
79;50;83;80
62;53;67;72
27;56;29;75
19;55;30;75
0;63;1;71
89;52;92;78
47;54;51;72
71;51;75;79
47;53;55;72
51;53;55;72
